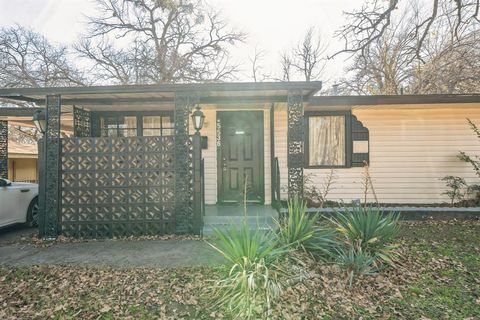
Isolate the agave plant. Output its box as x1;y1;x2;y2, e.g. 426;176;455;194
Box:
208;221;288;319
275;197;338;260
331;205;401;265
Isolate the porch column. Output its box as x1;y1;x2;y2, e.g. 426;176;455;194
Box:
39;95;61;239
287;90;304;199
174;92;198;234
0;121;7;179
192;131;203;234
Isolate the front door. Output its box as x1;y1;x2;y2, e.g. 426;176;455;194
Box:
217;111;264;203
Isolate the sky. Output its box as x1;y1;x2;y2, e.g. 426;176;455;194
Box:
0;0;357;87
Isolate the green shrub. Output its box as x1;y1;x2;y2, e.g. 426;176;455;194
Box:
331;205;401;266
336;246;378;287
441;175;467;205
275;197;338;260
208;221;288;319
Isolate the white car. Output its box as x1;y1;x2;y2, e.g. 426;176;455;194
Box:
0;178;39;228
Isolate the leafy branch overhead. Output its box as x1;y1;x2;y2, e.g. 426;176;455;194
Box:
75;0;246;84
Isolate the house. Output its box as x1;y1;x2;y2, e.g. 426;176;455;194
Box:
7;140;38;183
0;82;479;238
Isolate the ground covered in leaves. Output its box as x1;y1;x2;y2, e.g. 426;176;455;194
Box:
1;220;479;319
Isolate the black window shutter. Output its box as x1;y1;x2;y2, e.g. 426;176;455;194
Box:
351;115;369;167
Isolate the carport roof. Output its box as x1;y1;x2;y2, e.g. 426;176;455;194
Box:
0;81;323;107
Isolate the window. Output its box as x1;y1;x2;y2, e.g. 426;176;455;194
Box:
100;116;137;137
142;115;174;136
98;113;174;137
307;114;347;167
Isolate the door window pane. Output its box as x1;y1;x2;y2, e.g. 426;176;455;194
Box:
309;116;346;166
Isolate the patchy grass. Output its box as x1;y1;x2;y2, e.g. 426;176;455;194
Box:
387;220;480;319
1;220;479;319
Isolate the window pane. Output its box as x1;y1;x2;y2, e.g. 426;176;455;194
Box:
107;128;118;137
143;116;161;128
309;116;345;166
118;116;137;129
161;128;174;136
143;128;161;136
162;116;173;128
104;117;117;127
119;129;137;137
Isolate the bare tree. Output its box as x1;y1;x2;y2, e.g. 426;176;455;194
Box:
341;1;480;94
76;0;246;84
0;25;86;143
0;25;86;88
279;50;293;82
279;27;327;82
249;46;269;82
409;18;480;93
343;23;415;94
331;0;480;62
292;27;327;81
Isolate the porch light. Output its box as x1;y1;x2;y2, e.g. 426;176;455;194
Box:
191;105;205;132
33;110;46;134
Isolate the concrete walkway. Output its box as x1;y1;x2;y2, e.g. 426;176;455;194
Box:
0;239;224;268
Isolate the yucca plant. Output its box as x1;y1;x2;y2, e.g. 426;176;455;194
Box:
208;221;288;319
331;205;401;265
336;246;378;287
275;197;338;260
275;197;316;248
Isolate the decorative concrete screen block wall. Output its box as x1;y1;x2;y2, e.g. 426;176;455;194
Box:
60;136;181;238
0;121;7;179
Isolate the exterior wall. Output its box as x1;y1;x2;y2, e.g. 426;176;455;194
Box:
8;158;38;182
197;108;218;204
275;103;480;204
197;106;272;205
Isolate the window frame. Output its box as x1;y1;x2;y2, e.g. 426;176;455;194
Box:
304;110;352;169
93;111;174;137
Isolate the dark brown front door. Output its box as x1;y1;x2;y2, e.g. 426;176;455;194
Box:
217;111;264;203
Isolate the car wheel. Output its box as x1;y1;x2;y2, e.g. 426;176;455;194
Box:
26;197;39;228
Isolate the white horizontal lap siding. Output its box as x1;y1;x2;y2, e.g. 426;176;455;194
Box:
196;108;217;204
274;105;289;198
275;104;480;204
264;109;272;205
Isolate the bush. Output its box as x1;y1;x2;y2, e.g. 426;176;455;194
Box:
208;221;288;319
275;197;337;260
441;175;467;205
331;205;401;266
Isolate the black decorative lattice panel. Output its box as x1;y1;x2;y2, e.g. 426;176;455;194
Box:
42;95;61;239
0;121;7;179
287;90;304;198
73;106;91;137
174;93;197;234
60;136;183;238
351;115;370;167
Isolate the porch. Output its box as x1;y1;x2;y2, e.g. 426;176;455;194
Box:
0;82;320;239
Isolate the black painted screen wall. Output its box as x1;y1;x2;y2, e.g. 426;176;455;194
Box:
0;121;7;179
59;136;186;238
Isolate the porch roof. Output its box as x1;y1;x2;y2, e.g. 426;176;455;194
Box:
0;81;322;110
